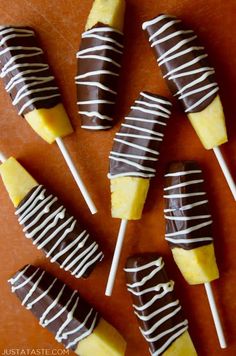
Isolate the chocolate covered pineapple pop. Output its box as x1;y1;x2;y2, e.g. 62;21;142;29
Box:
109;91;172;219
164;161;218;284
9;264;126;354
164;161;226;348
0;26;69;139
76;0;125;130
143;14;236;200
0;157;103;278
105;92;172;296
125;254;197;356
0;26;97;213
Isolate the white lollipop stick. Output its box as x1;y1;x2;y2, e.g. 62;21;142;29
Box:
105;219;128;296
213;146;236;200
0;152;7;163
56;137;97;215
204;282;227;348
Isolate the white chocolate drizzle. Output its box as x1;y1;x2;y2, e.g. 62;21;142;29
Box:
66;312;98;348
76;25;123;129
109;92;171;179
41;291;78;327
164;179;204;191
26;278;57;310
15;185;103;278
151;322;188;355
62;307;94;339
125;257;188;355
0;27;60;115
164;165;214;246
143;14;219;113
11;267;40;292
9;266;99;349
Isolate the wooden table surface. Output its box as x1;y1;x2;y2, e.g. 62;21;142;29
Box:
0;0;236;355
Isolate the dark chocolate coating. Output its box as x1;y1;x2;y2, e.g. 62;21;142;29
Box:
9;265;100;350
164;161;213;250
16;185;103;278
0;26;61;116
125;254;188;355
76;23;123;130
109;91;172;178
143;14;218;113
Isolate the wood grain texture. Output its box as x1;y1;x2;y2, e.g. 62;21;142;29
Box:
0;0;236;355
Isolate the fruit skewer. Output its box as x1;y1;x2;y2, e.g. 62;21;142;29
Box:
105;92;172;296
125;254;197;356
0;153;103;278
9;264;127;355
0;25;97;214
76;0;125;130
143;14;236;200
164;160;226;348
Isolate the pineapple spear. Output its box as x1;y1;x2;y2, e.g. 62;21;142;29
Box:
105;92;172;296
143;14;236;200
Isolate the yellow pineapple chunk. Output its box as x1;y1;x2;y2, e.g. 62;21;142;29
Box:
0;157;38;207
172;244;219;285
188;95;228;150
24;103;73;144
111;177;149;220
163;331;197;356
86;0;126;31
75;318;126;356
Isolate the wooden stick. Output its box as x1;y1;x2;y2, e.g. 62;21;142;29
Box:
204;282;227;348
105;219;128;296
213;146;236;200
56;137;97;215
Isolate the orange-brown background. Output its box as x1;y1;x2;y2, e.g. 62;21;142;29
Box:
0;0;235;355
